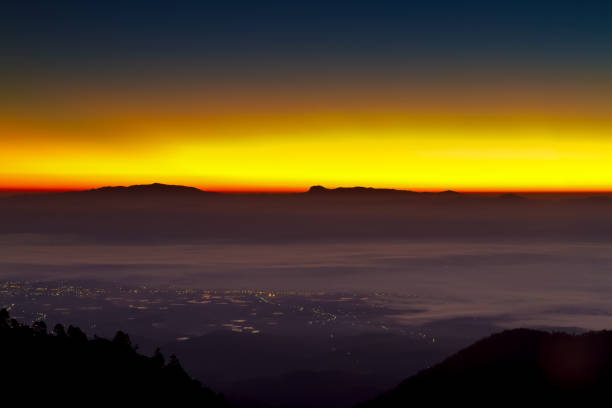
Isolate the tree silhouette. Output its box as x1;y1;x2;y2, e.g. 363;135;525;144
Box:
32;320;47;335
112;330;132;348
0;309;227;406
66;324;88;342
53;323;66;337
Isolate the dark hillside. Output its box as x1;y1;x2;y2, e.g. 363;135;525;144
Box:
0;309;227;406
361;328;612;407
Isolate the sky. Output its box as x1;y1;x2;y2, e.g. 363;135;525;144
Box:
1;0;611;192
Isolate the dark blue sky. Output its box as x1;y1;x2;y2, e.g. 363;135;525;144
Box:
2;0;611;75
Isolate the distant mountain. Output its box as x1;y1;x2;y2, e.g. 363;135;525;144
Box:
360;328;612;407
437;189;461;195
0;309;227;406
308;186;419;195
87;182;209;195
307;186;468;197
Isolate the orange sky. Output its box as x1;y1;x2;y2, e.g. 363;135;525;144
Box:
2;74;612;192
2;1;612;193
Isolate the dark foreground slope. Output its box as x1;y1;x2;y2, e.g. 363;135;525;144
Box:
361;329;612;407
0;309;227;407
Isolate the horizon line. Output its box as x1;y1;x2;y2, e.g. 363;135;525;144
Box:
2;183;612;195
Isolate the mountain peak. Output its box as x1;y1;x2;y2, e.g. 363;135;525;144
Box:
307;186;416;195
88;183;205;194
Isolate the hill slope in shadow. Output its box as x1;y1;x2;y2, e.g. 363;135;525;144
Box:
360;328;612;407
0;309;227;406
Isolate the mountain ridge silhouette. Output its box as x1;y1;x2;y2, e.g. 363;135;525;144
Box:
359;328;612;407
87;182;210;194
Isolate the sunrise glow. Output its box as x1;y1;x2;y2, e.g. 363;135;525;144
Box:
2;112;612;192
2;1;610;193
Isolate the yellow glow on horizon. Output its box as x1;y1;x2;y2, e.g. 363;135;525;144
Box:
2;113;612;192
